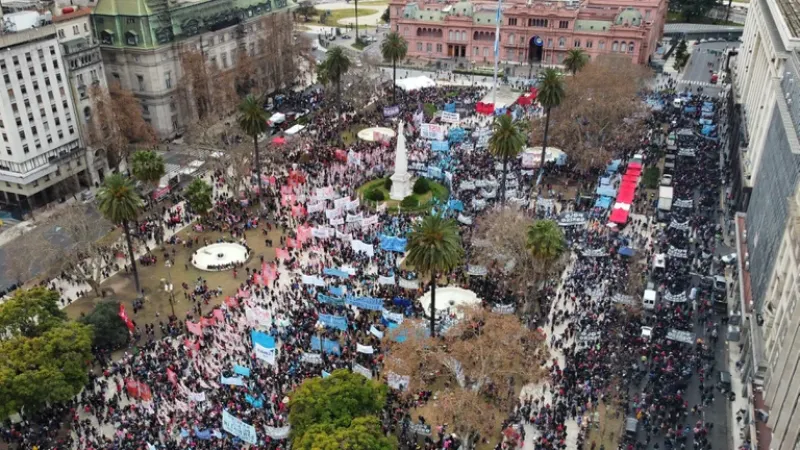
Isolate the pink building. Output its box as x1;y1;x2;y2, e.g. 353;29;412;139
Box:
388;0;667;68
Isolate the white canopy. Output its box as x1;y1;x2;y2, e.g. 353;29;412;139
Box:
285;124;305;135
268;113;285;125
395;76;436;92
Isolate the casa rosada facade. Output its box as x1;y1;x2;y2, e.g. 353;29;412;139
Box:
388;0;667;66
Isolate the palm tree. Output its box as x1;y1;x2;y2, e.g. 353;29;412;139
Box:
526;219;566;262
563;49;588;75
96;174;144;295
238;94;268;200
381;32;408;103
184;178;214;216
405;214;464;337
317;47;351;111
488;115;527;206
354;0;360;42
537;68;565;171
130;150;165;207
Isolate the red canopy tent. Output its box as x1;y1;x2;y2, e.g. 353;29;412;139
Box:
622;174;639;184
617;183;636;204
626;167;642;177
628;162;643;171
609;207;630;224
476;102;495;115
272;136;286;145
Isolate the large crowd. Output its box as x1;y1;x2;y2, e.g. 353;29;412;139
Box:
0;69;733;450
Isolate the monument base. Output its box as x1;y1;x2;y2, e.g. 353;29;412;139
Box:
389;173;413;201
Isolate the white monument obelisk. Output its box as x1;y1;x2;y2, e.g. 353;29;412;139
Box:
390;121;413;200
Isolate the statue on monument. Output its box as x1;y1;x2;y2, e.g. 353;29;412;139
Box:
390;121;413;200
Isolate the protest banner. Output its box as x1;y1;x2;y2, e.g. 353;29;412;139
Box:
383;105;400;117
420;123;445;140
264;425;291;440
440;111;460;124
318;314;348;331
387;372;410;391
222;410;257;444
352;362;372;379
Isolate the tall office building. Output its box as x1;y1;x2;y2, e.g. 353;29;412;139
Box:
0;11;92;211
91;0;295;139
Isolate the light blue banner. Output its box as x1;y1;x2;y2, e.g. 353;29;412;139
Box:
346;296;384;311
233;365;251;377
431;140;449;152
319;313;348;331
251;331;275;349
329;285;345;297
323;267;350;279
317;293;345;305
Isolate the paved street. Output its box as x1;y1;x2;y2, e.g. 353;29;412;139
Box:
679;41;738;97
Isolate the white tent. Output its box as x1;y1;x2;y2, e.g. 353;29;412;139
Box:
285;124;306;135
268;113;285;125
395;76;436;92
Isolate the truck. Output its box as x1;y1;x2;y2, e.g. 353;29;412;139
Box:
657;186;673;221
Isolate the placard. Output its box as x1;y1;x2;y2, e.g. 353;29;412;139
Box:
420;123;445;140
440;111;460;124
222;410;257;444
383;105;400;117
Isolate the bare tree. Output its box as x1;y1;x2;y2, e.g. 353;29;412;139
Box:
176;47;213;122
87;83;157;171
471;209;566;313
530;55;650;172
384;309;549;446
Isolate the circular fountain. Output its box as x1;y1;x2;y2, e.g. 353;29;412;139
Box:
418;286;482;320
191;243;250;271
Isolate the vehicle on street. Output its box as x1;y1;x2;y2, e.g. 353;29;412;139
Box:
720;253;737;264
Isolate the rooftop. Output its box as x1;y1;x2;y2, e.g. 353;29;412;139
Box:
52;7;94;22
775;0;800;38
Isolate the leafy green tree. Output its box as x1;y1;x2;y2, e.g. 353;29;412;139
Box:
130;150;166;188
238;94;268;200
675;39;688;61
537;68;565;170
381;32;408;103
294;416;397;450
405;214;464;336
295;2;316;20
381;7;390;23
289;369;387;442
488;114;527;205
317;47;351;111
526;220;566;263
184;178;214;215
0;287;66;338
563;48;589;75
79;301;129;352
671;0;717;22
0;320;93;418
96;174;144;295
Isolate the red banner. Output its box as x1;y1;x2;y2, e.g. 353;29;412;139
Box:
118;304;135;332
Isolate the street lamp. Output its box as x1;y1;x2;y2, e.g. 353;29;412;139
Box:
471;60;476;86
163;260;176;318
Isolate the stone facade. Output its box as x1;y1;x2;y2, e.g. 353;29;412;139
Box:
388;0;667;69
91;0;294;138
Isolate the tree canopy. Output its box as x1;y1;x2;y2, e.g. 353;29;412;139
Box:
184;178;214;215
0;288;93;418
289;369;388;442
293;416;396;450
79;301;130;352
0;287;66;338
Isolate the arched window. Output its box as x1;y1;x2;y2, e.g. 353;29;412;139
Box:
509;33;515;45
449;30;454;40
417;28;422;36
620;41;626;51
558;37;565;48
461;31;466;41
612;41;619;52
628;43;635;53
84;106;91;119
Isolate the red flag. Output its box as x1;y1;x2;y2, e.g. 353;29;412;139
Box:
166;368;178;386
225;296;239;308
186;320;203;336
200;317;217;327
118;304;135;332
212;309;225;322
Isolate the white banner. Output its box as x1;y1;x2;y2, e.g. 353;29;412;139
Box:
312;227;331;239
398;278;419;290
492;304;515;314
245;306;271;328
334;197;350;209
352;362;372;378
356;343;375;354
264;425;291;440
351;240;375;257
315;186;335;201
222;410;257;444
440;111;460;124
301;353;323;364
301;274;326;286
346;199;360;211
521;152;536;168
459;181;476;191
346;213;363;224
420;123;445;140
254;344;276;365
325;208;342;220
329;217;344;226
378;275;396;285
467;265;488;276
369;325;384;339
307;202;325;213
667;329;695;344
187;391;206;402
387;372;410;391
335;230;352;241
457;214;473;225
361;215;379;228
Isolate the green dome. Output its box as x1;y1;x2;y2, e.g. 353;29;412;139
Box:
615;7;643;26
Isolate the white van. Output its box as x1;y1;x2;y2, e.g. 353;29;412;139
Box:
643;288;657;310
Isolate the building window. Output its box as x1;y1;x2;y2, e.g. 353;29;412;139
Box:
142;104;149;114
574;39;580;47
612;41;619;52
23;144;29;154
165;71;172;89
586;40;593;48
1;133;6;142
125;32;139;46
426;43;432;52
127;18;135;24
417;42;422;51
483;47;488;57
136;74;145;91
449;30;453;40
528;18;547;27
628;43;635;53
221;53;228;68
5;148;10;156
436;43;442;53
73;25;80;35
558;37;565;48
58;131;63;139
461;31;466;41
559;20;569;29
508;18;517;26
598;40;605;50
69;125;75;135
509;33;515;45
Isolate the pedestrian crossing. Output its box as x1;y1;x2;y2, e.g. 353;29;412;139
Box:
678;80;718;88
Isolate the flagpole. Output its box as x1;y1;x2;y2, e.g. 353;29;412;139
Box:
492;0;502;107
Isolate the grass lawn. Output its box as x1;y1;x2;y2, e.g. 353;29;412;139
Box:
337;124;369;146
352;40;369;50
586;403;624;450
64;220;284;338
321;4;385;26
356;177;449;214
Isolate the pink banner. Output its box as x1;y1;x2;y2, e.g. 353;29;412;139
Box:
276;248;290;260
212;309;225;322
297;225;312;244
186;320;203;336
291;205;307;218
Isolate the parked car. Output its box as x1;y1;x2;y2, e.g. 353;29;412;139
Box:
720;253;737;264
